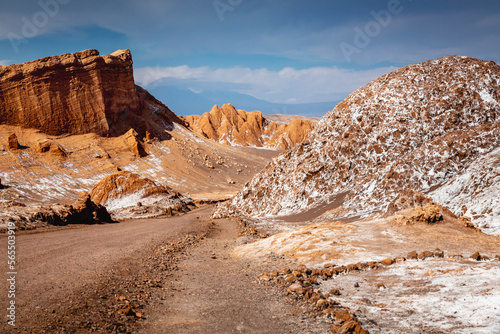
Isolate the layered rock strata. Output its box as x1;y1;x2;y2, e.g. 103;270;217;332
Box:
0;49;183;139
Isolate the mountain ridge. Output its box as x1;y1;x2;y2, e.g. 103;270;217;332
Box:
183;103;315;150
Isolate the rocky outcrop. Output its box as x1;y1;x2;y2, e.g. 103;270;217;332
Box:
35;139;67;158
90;171;195;219
123;129;147;157
0;49;183;139
265;118;314;150
0;49;137;136
213;56;500;233
392;203;444;225
7;133;19;150
184;104;314;150
0;193;115;232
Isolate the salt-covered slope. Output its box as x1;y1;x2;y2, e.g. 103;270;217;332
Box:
213;55;500;233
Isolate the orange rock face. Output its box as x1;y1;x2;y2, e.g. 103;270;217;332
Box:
184;104;314;150
0;49;183;139
89;171;173;205
89;171;195;220
0;49;137;136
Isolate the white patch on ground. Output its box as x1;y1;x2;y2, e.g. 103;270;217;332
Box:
104;189;148;211
234;220;393;267
174;123;206;144
479;89;498;105
430;146;500;235
319;259;500;333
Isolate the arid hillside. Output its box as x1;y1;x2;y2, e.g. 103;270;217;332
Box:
183;103;314;150
0;50;278;210
214;55;500;235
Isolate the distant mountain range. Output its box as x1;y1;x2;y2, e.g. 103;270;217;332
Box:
144;85;339;117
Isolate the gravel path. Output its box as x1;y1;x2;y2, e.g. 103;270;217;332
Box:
139;216;331;333
0;206;212;332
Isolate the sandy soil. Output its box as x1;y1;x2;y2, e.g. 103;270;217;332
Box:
139;217;330;334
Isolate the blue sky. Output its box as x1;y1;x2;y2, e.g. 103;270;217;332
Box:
1;0;500;113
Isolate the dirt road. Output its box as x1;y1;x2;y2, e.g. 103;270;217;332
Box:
139;216;330;334
0;206;329;333
0;206;212;332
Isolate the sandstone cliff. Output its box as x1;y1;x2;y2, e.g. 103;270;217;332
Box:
213;55;500;234
0;49;182;138
183;104;314;150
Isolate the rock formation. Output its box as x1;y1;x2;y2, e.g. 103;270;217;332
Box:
35;139;67;158
213;55;500;233
0;193;115;232
123;129;147;157
0;49;183;139
7;133;19;150
265;118;314;150
90;171;195;219
184;104;314;150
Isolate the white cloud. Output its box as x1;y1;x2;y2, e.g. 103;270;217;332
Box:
0;60;10;66
134;65;396;104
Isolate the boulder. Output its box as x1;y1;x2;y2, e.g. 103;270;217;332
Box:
470;251;482;261
35;139;67;158
381;258;394;265
7;133;19;150
123;129;147;157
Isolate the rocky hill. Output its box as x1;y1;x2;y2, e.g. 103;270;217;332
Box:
0;49;182;139
213;55;500;234
90;171;195;219
183;104;314;150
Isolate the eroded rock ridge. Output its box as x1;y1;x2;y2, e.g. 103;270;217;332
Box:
184;104;314;150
